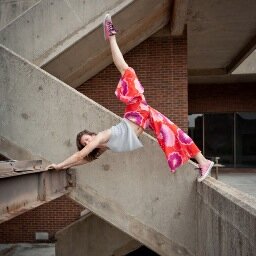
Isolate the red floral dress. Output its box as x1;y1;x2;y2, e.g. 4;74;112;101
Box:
115;67;200;172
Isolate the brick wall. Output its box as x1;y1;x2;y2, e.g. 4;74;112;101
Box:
189;83;256;113
0;195;85;243
77;35;188;131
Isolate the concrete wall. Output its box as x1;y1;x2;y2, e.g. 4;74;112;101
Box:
0;45;199;256
0;0;39;30
197;177;256;256
0;0;133;66
56;213;141;256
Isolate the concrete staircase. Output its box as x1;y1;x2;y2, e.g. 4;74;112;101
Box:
0;0;172;87
0;45;199;256
0;1;199;255
1;2;255;255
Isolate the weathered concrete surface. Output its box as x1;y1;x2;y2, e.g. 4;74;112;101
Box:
0;45;199;255
187;0;256;84
197;177;256;256
0;0;39;30
43;0;172;87
0;0;133;66
0;170;68;224
0;0;171;87
0;243;55;256
0;135;69;224
188;0;256;70
55;213;141;256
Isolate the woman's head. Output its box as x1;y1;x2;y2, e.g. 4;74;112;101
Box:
76;130;100;161
76;130;96;150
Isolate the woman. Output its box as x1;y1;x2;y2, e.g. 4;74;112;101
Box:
47;14;214;182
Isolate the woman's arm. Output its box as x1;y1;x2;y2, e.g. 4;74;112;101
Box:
47;130;111;170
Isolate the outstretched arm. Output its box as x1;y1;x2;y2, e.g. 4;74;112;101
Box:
47;130;110;170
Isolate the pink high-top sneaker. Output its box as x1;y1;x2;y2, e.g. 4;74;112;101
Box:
103;13;117;40
197;160;214;182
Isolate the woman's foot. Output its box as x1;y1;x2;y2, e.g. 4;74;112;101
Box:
103;14;117;40
197;160;214;182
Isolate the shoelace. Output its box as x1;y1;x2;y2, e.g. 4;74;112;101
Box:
107;22;116;34
195;166;203;176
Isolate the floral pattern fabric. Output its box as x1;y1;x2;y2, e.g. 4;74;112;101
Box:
115;67;200;172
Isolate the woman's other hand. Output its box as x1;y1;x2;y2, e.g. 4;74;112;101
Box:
46;164;62;171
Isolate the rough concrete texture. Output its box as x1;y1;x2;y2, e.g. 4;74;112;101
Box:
0;136;69;223
0;45;199;256
0;243;55;256
188;0;256;70
0;0;171;88
0;168;69;224
43;0;171;87
55;213;141;256
0;0;39;30
0;0;133;66
197;177;256;256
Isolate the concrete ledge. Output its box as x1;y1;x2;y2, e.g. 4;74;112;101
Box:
197;177;256;255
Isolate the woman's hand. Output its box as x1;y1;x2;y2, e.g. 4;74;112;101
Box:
46;163;62;171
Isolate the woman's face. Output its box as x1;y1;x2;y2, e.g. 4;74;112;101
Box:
80;134;95;147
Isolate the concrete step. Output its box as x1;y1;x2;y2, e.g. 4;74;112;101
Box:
0;45;198;256
0;0;171;87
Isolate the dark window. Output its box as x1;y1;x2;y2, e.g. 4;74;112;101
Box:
236;113;256;167
204;113;234;167
188;112;256;168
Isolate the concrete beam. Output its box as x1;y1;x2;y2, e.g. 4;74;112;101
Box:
43;0;171;88
0;164;69;224
0;0;134;66
0;0;171;88
228;34;256;74
170;0;189;37
56;213;141;256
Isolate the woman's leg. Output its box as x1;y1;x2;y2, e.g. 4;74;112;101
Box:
194;152;214;182
104;14;128;75
193;152;209;166
109;36;128;75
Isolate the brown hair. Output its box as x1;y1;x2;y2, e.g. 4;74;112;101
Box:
76;130;103;161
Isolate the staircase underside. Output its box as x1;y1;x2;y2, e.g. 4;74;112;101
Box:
43;0;172;87
0;0;173;88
